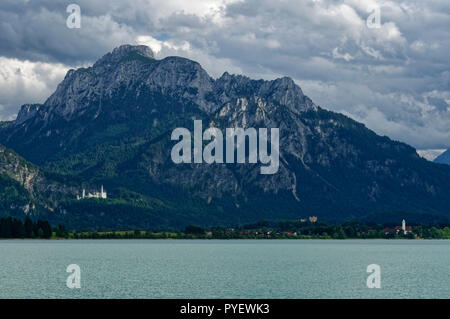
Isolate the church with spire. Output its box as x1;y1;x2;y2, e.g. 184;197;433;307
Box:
395;219;412;235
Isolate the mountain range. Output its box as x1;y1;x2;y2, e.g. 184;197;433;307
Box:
435;149;450;165
0;44;449;230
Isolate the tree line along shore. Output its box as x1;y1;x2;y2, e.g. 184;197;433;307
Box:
1;217;450;239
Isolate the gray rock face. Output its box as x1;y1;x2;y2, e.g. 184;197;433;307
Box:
0;144;40;194
0;145;78;213
15;104;43;125
214;73;316;114
18;45;313;125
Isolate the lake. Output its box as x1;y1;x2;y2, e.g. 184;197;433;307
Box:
0;239;448;298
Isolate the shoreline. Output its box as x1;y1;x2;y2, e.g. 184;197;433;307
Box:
1;237;448;241
2;217;449;240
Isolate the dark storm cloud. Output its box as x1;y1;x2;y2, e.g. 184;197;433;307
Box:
0;0;140;64
0;0;449;149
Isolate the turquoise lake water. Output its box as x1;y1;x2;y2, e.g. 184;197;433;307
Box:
0;239;448;298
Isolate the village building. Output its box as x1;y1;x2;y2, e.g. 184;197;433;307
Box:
383;219;412;235
309;216;318;223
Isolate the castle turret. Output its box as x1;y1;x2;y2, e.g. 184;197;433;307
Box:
100;185;107;199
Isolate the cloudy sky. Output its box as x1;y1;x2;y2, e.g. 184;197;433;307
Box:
0;0;449;150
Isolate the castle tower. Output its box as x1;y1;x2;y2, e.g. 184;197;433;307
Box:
100;185;107;199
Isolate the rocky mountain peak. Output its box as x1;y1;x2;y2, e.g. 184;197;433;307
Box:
94;44;155;67
2;45;450;228
15;104;43;125
215;72;313;113
14;44;317;126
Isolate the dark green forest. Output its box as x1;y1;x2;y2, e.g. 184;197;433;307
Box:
0;217;65;239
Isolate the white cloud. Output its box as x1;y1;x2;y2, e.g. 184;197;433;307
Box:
0;57;70;120
135;35;191;55
417;149;446;161
332;47;355;61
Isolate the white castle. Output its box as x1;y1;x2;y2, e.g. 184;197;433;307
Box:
77;185;107;200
